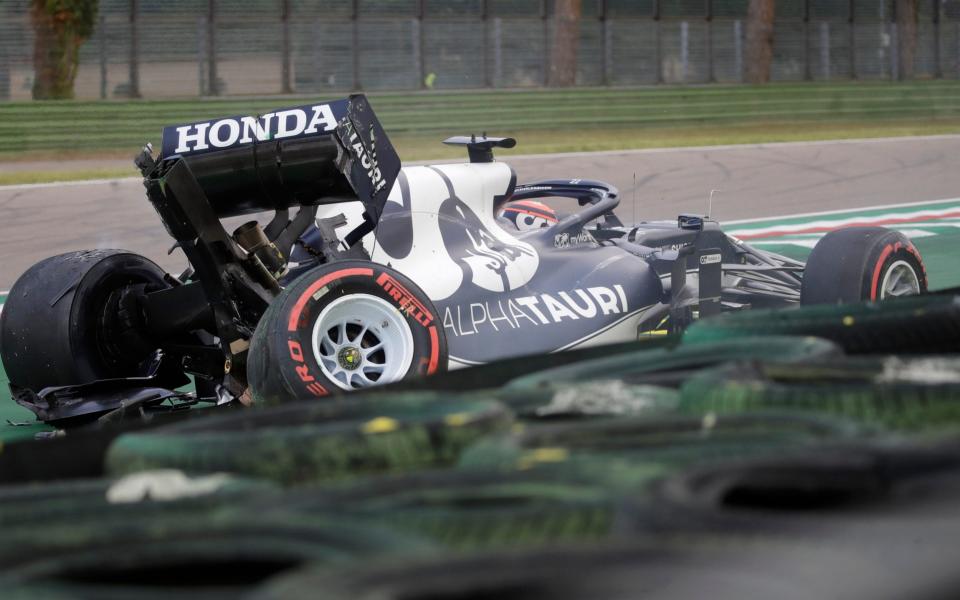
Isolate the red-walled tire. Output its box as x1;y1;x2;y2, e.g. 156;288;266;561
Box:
248;261;447;405
800;227;927;305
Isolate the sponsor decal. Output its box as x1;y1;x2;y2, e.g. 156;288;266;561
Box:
287;340;329;397
699;253;722;265
339;119;389;195
437;175;539;293
554;230;595;249
163;101;347;156
377;272;434;328
442;285;629;337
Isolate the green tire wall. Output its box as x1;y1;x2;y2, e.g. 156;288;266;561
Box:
459;412;864;491
500;336;841;415
262;470;620;551
105;393;513;484
678;357;960;432
683;294;960;354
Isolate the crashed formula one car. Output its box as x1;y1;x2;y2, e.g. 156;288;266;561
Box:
0;95;928;424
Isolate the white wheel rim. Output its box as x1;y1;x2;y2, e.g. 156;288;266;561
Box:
310;294;414;391
880;259;921;299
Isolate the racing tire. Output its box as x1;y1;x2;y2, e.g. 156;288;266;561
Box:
0;250;168;393
105;392;512;484
248;260;447;405
800;227;927;305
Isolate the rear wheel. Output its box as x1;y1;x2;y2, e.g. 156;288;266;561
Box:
0;250;168;393
248;261;447;404
801;227;926;305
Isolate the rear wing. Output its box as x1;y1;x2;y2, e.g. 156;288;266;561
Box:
152;94;399;220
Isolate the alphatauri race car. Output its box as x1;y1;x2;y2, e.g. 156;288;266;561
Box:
0;96;927;424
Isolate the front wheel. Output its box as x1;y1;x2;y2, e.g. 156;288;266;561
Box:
800;227;927;305
248;261;447;405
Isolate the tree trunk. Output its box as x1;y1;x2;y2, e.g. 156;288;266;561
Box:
31;0;98;100
548;0;581;87
744;0;776;84
897;0;918;80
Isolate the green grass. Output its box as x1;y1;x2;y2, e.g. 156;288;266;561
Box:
0;299;51;442
2;81;960;165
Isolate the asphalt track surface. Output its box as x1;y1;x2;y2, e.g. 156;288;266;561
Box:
1;134;959;289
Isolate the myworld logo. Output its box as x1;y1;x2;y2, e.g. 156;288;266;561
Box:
161;100;349;156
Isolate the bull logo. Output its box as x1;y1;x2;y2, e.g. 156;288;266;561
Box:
432;168;538;293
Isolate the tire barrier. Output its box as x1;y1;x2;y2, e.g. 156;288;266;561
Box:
385;336;674;394
251;534;956;600
499;336;841;416
684;293;960;355
625;440;960;551
0;511;433;600
0;409;213;485
260;469;619;551
0;471;275;528
459;412;863;491
105;393;513;484
679;357;960;432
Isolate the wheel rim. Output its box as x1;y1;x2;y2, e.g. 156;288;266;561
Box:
880;260;921;299
311;294;414;391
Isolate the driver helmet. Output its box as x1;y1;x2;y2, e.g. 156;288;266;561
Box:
498;200;558;231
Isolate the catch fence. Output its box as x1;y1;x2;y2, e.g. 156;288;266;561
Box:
1;0;959;100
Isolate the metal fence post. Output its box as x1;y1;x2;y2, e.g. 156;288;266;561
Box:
804;0;812;80
734;20;743;82
541;0;549;85
604;18;614;85
600;0;611;86
848;0;856;79
820;21;830;80
681;21;689;83
129;0;141;98
481;0;491;87
705;0;713;82
0;42;8;100
654;0;662;83
197;16;207;94
932;0;941;78
313;18;322;90
493;17;502;86
890;22;899;80
352;0;361;90
207;0;219;95
281;0;292;94
0;46;8;100
414;0;425;89
98;15;107;99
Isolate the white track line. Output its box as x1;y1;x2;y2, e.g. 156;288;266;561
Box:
502;134;960;162
723;196;960;226
0;177;139;191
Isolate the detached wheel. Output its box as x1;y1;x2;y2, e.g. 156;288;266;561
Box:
248;261;447;404
0;250;168;393
801;227;926;305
